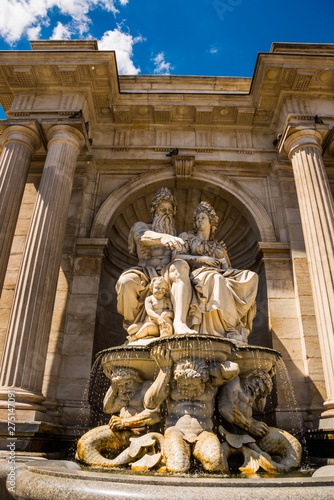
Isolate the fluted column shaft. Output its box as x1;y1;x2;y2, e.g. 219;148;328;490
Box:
0;126;40;294
0;125;84;408
284;129;334;419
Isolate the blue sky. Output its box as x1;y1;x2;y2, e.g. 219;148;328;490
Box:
0;0;333;119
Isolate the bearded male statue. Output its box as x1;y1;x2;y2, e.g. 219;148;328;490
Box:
116;187;196;335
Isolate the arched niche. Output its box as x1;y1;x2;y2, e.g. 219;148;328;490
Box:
91;168;276;356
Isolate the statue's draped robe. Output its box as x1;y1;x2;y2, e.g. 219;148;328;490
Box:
179;233;258;339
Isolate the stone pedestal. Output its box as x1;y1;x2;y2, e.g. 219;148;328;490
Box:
0;125;84;421
284;128;334;427
0;125;40;295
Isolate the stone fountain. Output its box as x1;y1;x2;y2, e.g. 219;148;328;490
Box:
76;336;299;475
75;189;302;476
8;188;334;498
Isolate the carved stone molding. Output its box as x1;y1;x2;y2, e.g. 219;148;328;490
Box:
154;107;171;123
196;107;213;124
172;155;195;184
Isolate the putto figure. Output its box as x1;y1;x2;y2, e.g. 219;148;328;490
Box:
127;276;174;343
116;187;196;335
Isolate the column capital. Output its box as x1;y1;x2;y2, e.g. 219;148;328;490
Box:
276;113;330;159
2;124;41;152
46;124;85;153
283;128;323;158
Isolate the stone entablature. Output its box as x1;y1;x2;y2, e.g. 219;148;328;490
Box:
0;41;333;448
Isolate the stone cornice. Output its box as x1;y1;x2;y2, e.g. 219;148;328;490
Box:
257;242;291;261
0;42;333;134
75;237;110;256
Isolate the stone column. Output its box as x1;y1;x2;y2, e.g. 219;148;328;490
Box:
0;125;84;416
284;128;334;426
0;125;40;294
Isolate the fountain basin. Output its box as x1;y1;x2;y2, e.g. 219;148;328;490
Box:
100;336;280;382
100;345;157;380
8;459;334;500
231;345;281;374
148;334;234;362
100;335;234;380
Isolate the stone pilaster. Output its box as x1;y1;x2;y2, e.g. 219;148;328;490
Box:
0;125;40;294
283;128;334;427
0;125;84;418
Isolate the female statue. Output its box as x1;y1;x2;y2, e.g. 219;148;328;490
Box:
176;201;258;343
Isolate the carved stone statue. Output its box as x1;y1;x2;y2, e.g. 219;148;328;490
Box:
218;369;302;473
127;276;173;343
144;345;240;473
103;366;159;429
116;187;195;335
117;192;258;344
76;366;160;467
176;201;258;343
218;369;273;438
77;187;302;476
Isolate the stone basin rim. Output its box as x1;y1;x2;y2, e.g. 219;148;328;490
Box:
97;335;281;359
233;345;282;358
13;461;334;487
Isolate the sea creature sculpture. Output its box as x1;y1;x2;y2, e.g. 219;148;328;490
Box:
257;426;302;471
76;365;160;467
76;424;132;467
218;369;302;473
107;432;165;471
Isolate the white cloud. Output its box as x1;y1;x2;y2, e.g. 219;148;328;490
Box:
0;0;129;45
26;25;42;41
152;52;174;75
0;0;140;78
98;28;143;74
51;22;74;40
210;46;218;54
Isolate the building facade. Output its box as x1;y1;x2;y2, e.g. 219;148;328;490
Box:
0;40;333;450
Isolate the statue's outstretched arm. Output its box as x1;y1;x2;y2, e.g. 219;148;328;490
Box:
103;383;123;414
144;346;172;409
110;407;161;430
210;360;240;387
130;222;176;253
176;254;222;267
139;229;185;252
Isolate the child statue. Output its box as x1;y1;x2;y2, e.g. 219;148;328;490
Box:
127;277;174;343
